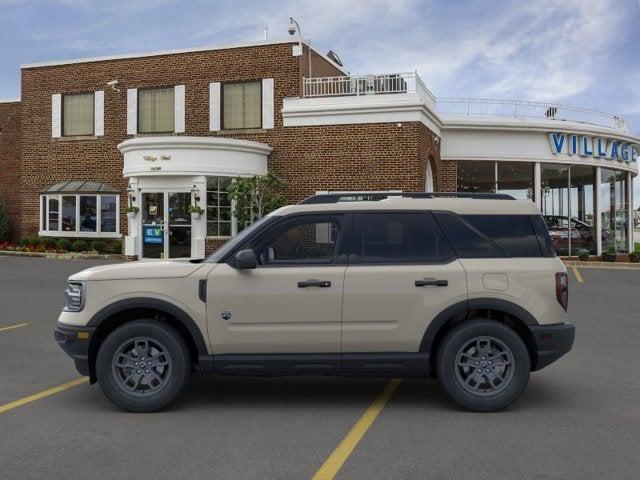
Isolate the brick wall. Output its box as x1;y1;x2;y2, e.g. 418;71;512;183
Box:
0;101;21;241
19;42;304;239
17;41;448;244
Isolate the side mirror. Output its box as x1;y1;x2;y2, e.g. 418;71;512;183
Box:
232;249;257;270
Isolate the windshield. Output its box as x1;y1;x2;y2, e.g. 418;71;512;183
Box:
207;215;273;263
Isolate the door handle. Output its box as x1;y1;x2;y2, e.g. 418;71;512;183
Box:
297;279;332;288
415;278;448;287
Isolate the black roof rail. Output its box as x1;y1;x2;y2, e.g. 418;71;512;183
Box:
298;192;515;204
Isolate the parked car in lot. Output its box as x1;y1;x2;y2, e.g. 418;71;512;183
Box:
54;192;574;412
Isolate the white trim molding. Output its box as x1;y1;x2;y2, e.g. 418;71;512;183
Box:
127;88;137;135
119;136;271;177
21;38;348;74
94;90;104;136
282;93;442;135
51;94;61;138
174;85;186;133
209;82;221;131
262;78;275;129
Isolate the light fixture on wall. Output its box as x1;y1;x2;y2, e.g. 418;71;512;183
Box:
126;185;136;204
191;184;201;203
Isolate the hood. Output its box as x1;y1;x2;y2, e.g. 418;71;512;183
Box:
69;260;205;282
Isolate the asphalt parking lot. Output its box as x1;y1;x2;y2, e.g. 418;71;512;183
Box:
0;257;639;480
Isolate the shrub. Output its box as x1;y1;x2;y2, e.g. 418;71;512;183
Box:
40;237;57;249
27;236;41;247
57;238;73;252
110;239;122;254
0;195;9;242
72;239;89;252
19;237;29;247
90;240;106;253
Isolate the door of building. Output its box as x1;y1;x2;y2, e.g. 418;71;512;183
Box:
141;192;192;259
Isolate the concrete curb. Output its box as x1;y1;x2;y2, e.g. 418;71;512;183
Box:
563;260;640;269
0;250;119;260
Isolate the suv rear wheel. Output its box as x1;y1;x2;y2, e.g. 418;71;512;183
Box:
436;319;530;412
96;320;191;412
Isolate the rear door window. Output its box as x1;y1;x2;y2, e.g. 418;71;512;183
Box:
351;212;454;264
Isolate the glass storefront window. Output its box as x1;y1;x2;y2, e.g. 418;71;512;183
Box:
569;166;597;254
601;168;629;253
541;164;570;255
457;161;495;193
497;162;534;201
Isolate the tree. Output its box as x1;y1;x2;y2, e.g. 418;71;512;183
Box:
227;173;286;226
0;194;10;242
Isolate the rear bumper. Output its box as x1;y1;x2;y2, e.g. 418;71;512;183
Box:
54;324;96;377
530;322;575;371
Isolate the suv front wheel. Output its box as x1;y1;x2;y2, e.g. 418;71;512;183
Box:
96;320;191;412
436;319;530;412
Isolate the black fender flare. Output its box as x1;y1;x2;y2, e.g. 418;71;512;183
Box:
419;298;539;354
87;297;208;356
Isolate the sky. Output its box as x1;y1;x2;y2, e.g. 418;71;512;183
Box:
0;0;639;192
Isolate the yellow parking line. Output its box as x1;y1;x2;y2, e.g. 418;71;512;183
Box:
0;377;88;415
311;379;401;480
0;323;28;333
571;266;584;283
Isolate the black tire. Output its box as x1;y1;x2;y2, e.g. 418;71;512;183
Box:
436;319;530;412
96;320;191;412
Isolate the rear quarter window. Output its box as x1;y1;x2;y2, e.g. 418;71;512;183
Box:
461;215;543;257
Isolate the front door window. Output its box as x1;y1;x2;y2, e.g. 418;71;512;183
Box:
141;192;191;259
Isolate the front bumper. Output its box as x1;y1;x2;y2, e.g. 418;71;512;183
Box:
54;324;96;377
530;322;575;371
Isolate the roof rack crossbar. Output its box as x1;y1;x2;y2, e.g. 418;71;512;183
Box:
298;192;515;204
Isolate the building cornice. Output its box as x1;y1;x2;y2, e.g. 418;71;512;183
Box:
20;38;347;74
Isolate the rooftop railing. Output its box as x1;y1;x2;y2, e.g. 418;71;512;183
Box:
302;72;436;104
436;97;628;131
301;73;628;132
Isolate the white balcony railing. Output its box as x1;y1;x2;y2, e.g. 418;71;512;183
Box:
301;74;628;132
303;72;436;104
436;97;628;131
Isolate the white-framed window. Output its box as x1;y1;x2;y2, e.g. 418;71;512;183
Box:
138;87;175;133
40;194;120;238
222;81;262;130
206;176;234;237
127;85;185;135
62;92;94;136
52;91;104;138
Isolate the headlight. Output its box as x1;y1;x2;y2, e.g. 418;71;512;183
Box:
63;282;85;312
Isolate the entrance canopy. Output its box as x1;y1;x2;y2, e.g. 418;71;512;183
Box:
42;180;120;194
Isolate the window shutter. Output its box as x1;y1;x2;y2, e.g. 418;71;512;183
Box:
51;94;61;138
94;90;104;136
262;78;274;129
174;85;185;133
127;88;137;135
209;82;221;131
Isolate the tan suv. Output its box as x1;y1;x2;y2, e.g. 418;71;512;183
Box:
54;192;574;412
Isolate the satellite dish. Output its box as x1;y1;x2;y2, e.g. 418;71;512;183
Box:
326;50;344;67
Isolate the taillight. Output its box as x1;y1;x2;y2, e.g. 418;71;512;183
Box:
555;272;568;311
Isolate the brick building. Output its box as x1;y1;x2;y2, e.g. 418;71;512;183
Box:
1;38;638;259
